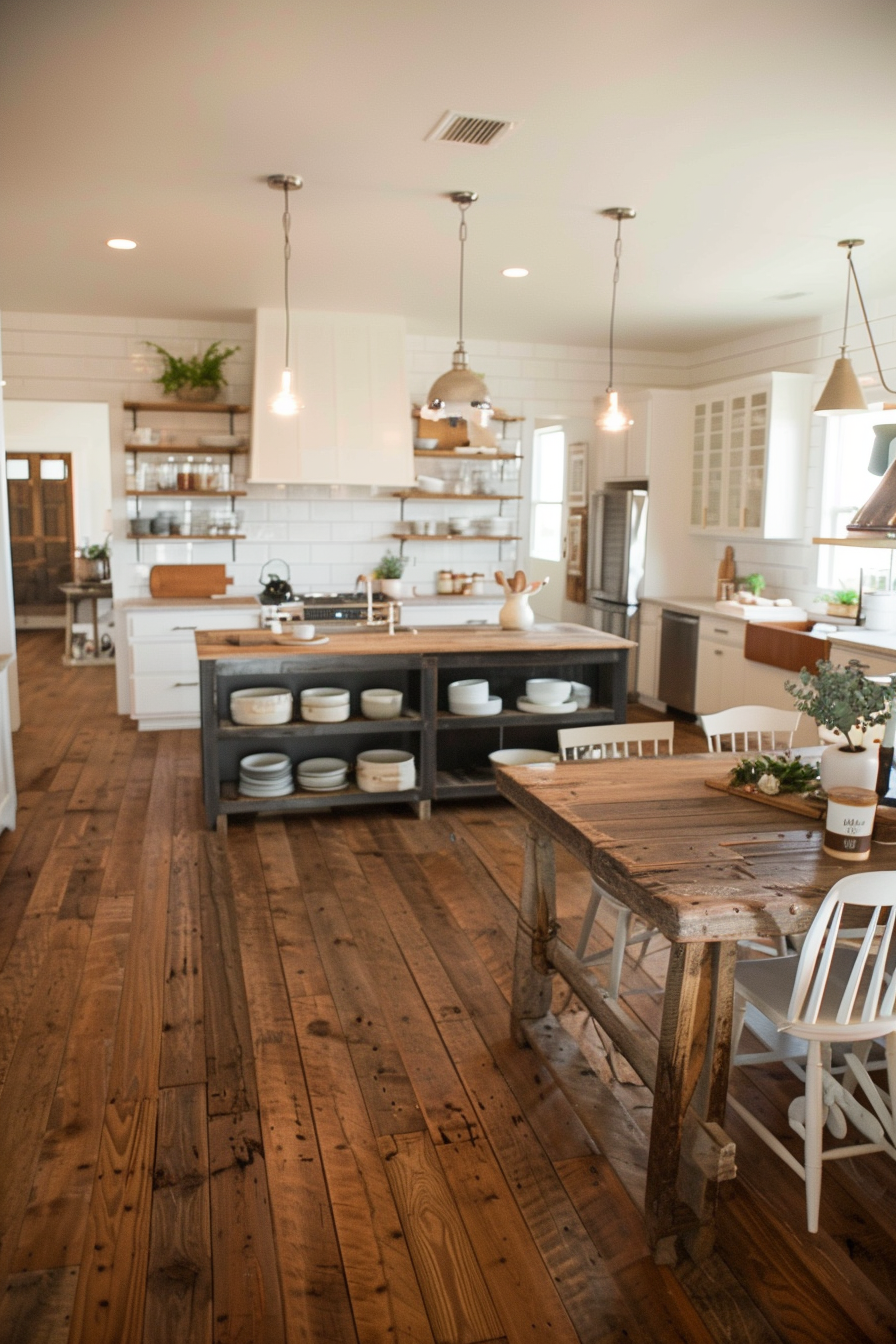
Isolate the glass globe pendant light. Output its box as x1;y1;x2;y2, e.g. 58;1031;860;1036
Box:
595;208;636;433
267;174;303;416
420;191;492;428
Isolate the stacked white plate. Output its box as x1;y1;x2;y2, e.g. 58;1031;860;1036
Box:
356;749;416;793
489;749;558;766
297;757;350;792
238;752;294;798
518;677;576;714
230;686;293;726
447;678;502;716
300;687;350;722
516;696;577;715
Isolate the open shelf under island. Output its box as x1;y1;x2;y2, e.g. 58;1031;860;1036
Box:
196;623;633;826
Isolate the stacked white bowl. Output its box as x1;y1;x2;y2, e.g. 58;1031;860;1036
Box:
447;678;502;716
517;678;576;714
489;748;557;766
300;687;350;723
230;686;293;726
360;688;403;720
356;749;416;793
238;752;294;798
297;757;350;792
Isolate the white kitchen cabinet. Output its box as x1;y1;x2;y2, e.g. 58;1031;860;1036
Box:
126;604;259;730
828;646;896;679
251;310;413;487
689;372;812;539
695;616;746;715
636;600;661;700
596;391;651;482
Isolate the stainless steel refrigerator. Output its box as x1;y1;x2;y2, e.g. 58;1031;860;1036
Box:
586;488;648;691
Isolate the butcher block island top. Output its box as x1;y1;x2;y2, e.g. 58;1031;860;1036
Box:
195;621;633;659
196;621;632;827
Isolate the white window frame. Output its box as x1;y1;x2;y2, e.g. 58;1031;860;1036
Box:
529;425;566;562
817;409;896;594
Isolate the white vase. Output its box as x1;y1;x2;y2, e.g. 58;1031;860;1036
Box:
820;743;879;794
379;579;403;599
499;593;534;630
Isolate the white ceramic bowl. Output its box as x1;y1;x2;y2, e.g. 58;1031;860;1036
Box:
447;678;489;705
474;516;515;536
489;749;557;766
448;517;474;534
416;475;445;494
449;694;502;717
239;752;293;776
230;687;294;725
301;702;350;723
414;437;439;450
360;688;403;720
356;749;416;793
300;687;350;706
297;757;350;790
569;681;591;708
526;678;572;705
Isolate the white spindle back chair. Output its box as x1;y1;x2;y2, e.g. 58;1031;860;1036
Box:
555;721;674;997
700;705;801;754
729;871;896;1233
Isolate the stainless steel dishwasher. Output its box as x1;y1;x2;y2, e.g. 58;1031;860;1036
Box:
658;609;699;713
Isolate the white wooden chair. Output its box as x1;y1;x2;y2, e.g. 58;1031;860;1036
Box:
729;871;896;1233
700;705;802;754
556;722;674;997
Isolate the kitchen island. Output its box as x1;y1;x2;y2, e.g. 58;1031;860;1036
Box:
196;622;632;827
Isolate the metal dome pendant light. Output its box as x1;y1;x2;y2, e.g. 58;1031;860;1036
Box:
421;191;492;427
595;207;636;433
267;174;303;416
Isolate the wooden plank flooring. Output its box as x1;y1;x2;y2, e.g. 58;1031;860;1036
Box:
0;631;894;1342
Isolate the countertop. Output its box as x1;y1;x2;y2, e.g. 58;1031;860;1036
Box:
828;628;896;658
118;596;261;609
196;621;633;661
641;596;808;622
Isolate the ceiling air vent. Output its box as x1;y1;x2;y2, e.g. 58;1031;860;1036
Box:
425;110;517;147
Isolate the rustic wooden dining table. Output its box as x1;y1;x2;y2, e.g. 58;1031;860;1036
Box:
496;752;896;1264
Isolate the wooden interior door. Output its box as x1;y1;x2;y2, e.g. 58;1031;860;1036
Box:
6;453;74;614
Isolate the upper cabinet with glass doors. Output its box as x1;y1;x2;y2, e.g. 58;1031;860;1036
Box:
689;372;812;539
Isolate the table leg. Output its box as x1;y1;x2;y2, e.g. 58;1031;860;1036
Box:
510;823;557;1046
92;596;100;658
64;596;74;663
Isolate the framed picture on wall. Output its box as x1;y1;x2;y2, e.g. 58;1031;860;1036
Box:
567;442;587;507
565;509;587;603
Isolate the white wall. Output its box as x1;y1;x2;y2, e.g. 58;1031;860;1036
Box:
0;324;20;727
3;401;112;546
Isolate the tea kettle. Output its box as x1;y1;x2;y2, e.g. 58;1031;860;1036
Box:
258;559;294;605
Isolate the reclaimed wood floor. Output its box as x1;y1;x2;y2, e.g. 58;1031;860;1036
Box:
1;632;895;1343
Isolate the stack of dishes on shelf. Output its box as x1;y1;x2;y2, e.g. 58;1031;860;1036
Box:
300;687;350;722
473;515;515;537
489;748;558;766
569;681;591;708
447;678;502;716
230;686;293;726
360;688;403;720
356;749;416;793
297;757;350;792
238;752;294;798
517;678;578;714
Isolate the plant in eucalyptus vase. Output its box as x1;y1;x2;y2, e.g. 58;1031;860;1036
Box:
374;550;407;599
146;340;239;401
786;658;896;793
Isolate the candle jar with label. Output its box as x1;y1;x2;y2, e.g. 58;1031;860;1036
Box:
823;787;878;861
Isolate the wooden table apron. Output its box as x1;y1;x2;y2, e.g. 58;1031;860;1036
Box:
496;752;896;1261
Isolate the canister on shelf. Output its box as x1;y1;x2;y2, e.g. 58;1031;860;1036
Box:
453;572;469;594
437;569;454;595
471;573;485;596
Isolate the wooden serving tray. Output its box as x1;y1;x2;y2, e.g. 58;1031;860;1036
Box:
705;776;826;820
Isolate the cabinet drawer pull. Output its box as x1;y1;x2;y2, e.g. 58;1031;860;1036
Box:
172;624;198;630
712;627;730;635
173;681;199;687
714;649;723;656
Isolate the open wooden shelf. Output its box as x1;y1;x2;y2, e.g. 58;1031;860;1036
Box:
126;490;247;498
813;535;896;549
394;491;521;501
217;712;423;738
436;706;614;729
125;443;250;455
392;533;520;543
412;407;524;424
413;450;520;460
219;780;422;812
127;533;246;542
124;400;251;414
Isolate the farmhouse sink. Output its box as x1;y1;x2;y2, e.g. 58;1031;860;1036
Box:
744;621;830;674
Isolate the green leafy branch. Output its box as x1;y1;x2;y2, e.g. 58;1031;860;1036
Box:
146;341;239;395
786;658;895;749
729;754;820;794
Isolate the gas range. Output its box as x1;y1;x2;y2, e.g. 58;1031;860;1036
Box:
278;592;395;623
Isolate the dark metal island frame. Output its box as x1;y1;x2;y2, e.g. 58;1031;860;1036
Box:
196;623;631;829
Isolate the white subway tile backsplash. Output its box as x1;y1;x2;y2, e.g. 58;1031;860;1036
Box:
289;522;331;543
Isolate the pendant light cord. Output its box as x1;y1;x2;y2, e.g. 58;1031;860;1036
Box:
282;183;292;369
607;217;623;393
457;199;469;350
846;247;896;394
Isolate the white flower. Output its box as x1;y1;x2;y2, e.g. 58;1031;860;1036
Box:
757;773;781;796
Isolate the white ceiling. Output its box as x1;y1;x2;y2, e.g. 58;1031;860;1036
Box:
2;0;896;350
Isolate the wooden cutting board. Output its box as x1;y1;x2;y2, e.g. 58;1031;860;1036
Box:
150;564;232;599
705;775;826;819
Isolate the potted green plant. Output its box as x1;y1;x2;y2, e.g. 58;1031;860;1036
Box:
817;588;860;618
786;657;895;791
146;340;239;402
374;550;407;599
74;536;111;583
740;573;766;599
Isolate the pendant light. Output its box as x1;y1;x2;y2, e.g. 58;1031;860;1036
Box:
814;238;896;416
267;174;303;416
595;208;636;433
420;191;492;427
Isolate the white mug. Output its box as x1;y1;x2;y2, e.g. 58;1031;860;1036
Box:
130;427;160;445
292;623;316;640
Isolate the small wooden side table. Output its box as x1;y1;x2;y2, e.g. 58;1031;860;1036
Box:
59;582;114;667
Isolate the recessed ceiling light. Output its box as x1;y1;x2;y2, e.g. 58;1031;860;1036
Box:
771;291;807;300
106;238;137;250
502;267;528;278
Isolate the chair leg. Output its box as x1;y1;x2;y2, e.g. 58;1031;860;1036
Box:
804;1039;824;1234
773;936;788;956
731;992;747;1060
575;881;602;959
608;908;633;999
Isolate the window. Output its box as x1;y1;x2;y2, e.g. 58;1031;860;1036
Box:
5;459;29;480
39;459;68;480
817;410;896;594
530;427;565;561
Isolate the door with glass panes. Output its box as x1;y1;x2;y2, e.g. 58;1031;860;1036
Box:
690;388;768;533
6;453;74;613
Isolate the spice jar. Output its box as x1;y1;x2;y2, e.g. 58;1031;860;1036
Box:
453;573;469;594
471;572;485;596
437;569;454;595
